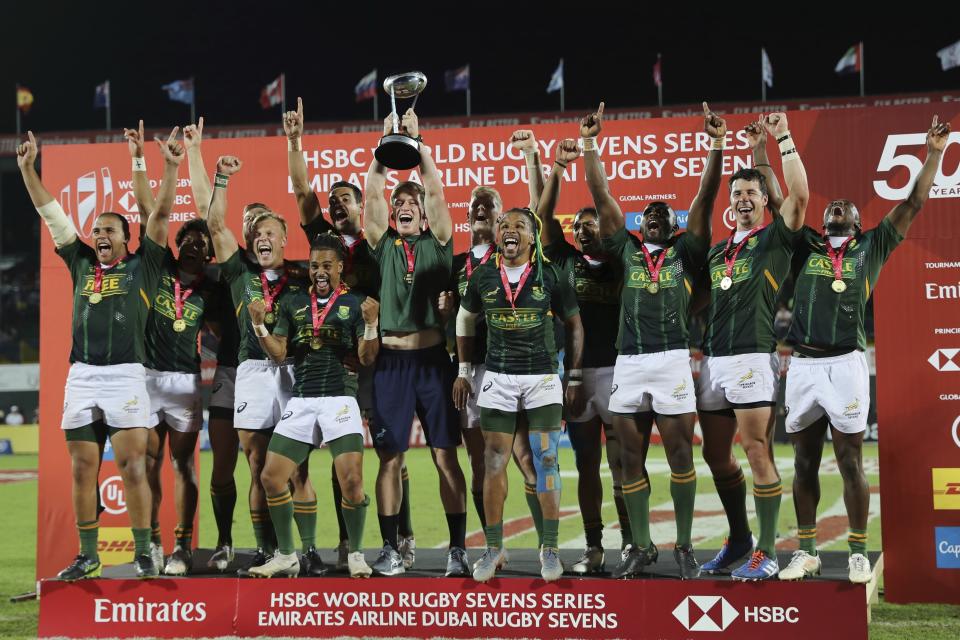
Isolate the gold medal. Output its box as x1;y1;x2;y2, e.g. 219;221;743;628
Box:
264;311;276;324
404;272;414;285
88;292;103;304
831;279;847;293
172;318;187;333
720;276;733;290
646;282;660;294
310;338;323;350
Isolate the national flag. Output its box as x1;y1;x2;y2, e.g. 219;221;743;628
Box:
835;44;862;74
355;69;377;102
547;59;564;93
652;56;662;87
162;79;195;104
445;65;470;92
937;39;960;71
93;81;110;109
260;75;283;109
16;86;34;113
761;48;773;87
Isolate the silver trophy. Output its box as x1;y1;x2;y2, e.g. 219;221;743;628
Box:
375;71;428;170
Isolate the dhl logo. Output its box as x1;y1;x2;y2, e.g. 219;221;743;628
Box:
933;468;960;510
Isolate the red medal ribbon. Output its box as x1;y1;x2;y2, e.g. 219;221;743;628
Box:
723;225;765;278
639;244;668;284
466;245;495;279
93;255;124;295
343;232;364;275
400;237;416;281
499;262;533;316
174;273;201;320
824;235;854;283
259;272;288;312
310;283;348;339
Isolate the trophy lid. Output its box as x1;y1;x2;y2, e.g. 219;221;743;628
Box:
383;71;428;98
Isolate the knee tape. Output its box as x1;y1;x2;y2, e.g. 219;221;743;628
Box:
529;429;562;493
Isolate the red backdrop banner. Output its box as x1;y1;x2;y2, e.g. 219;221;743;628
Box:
38;106;960;602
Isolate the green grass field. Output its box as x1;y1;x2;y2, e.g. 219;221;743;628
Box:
1;443;958;639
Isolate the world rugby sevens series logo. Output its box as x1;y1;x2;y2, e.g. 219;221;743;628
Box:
59;167;114;238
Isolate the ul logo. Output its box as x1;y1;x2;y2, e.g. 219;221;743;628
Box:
59;167;114;238
99;475;127;515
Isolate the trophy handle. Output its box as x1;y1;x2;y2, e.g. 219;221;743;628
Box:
390;86;399;134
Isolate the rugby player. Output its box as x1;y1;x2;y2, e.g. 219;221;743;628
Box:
363;110;468;577
771;115;949;583
456;208;585;583
125;125;217;576
584;102;727;579
244;233;380;578
18;130;166;578
696;112;809;581
532;132;632;574
205;155;326;577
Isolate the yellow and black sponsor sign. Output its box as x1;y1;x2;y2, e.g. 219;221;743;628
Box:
709;259;752;288
933;468;960;510
486;307;546;330
803;255;857;279
627;266;678;289
80;273;128;299
97;527;136;566
152;289;203;325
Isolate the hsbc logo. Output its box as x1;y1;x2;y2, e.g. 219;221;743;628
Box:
672;595;738;632
59;168;114;238
929;349;960;372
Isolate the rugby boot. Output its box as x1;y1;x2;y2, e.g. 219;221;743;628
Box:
570;545;605;575
149;542;164;574
134;554;159;579
300;546;329;577
701;535;756;575
57;554;102;581
445;546;470;577
473;547;508;583
208;544;234;571
348;551;373;578
540;547;564;582
732;549;779;581
848;553;872;584
163;545;193;576
674;544;701;580
778;550;821;581
371;544;405;576
398;535;417;569
237;548;271;577
248;551;300;578
335;540;350;572
611;543;659;579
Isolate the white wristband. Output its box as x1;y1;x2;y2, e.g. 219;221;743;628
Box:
777;132;795;153
287;137;301;152
132;157;146;172
581;137;598;152
711;136;726;151
568;368;583;379
458;362;472;379
253;323;269;338
363;323;379;341
567;380;582;387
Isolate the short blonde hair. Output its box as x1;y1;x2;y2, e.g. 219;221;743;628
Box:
470;185;502;210
251;211;287;237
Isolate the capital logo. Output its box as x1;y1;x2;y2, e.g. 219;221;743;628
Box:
99;475;127;515
280;411;293;421
59;167;115;238
933;468;960;509
928;349;960;372
722;207;736;230
935;527;960;568
672;595;739;632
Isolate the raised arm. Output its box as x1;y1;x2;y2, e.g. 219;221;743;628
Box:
144;128;185;247
362;114;394;249
685;103;727;242
358;297;381;366
182;117;211;219
17;132;77;248
538;139;581;246
453;305;479;411
408;110;453;244
207;156;242;262
510;130;545;210
580;103;624;238
886;115;950;237
247;299;287;362
744;117;784;212
284;97;327;229
762;113;809;231
123;120;157;218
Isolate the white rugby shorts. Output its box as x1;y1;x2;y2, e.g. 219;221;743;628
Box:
609;351;696;416
477;371;563;412
62;362;151;430
696;352;780;411
460;364;487;430
209;365;236;410
567;366;615;423
233;359;295;430
145;368;202;433
785;350;870;434
275;395;364;448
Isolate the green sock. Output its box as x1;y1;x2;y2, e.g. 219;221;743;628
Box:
542;518;560;549
670;468;697;547
341;495;370;553
398;467;413;538
848;528;867;555
293;500;317;552
150;521;162;546
132;527;151;557
484;521;504;548
797;524;817;555
753;481;782;557
714;468;751;542
174;524;193;549
77;520;99;561
266;491;296;555
210;481;237;546
613;485;632;548
623;476;651;548
251;509;277;553
524;483;544;546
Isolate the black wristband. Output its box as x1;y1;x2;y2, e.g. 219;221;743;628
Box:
555;160;568;169
754;163;772;168
776;134;791;143
781;148;798;157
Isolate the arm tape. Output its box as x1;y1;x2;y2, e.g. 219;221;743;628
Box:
456;306;478;337
37;200;78;248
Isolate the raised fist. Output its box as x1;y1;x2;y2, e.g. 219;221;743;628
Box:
216;155;243;176
510;130;537;153
555;138;581;165
743;117;766;149
361;297;380;326
580;102;605;138
762;112;789;138
927;114;951;154
247;298;266;325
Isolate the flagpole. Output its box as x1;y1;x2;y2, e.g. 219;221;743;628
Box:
560;58;565;112
15;84;20;136
466;64;471;117
859;42;865;97
280;73;286;114
190;76;196;124
657;54;663;107
761;51;766;103
105;80;111;131
372;69;378;122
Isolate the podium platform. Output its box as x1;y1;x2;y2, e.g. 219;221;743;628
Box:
39;548;874;639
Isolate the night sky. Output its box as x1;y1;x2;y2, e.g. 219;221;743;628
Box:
4;3;959;134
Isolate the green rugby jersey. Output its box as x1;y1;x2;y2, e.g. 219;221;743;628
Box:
209;268;240;369
57;236;165;366
272;288;364;397
220;250;309;362
451;246;496;364
371;228;452;333
461;259;579;375
545;239;622;368
703;216;799;356
788;218;901;352
603;227;708;355
302;217;380;299
144;249;217;373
